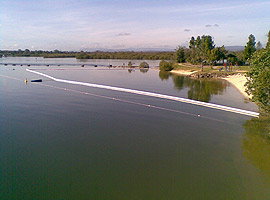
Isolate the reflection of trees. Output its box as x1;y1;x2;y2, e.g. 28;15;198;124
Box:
172;75;226;102
159;71;170;80
127;69;135;73
172;76;185;90
242;116;270;182
139;68;149;73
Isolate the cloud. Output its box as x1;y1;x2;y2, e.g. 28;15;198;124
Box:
184;29;191;32
206;24;219;28
117;32;131;36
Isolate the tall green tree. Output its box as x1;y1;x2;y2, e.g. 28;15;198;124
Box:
266;30;270;49
244;34;256;61
195;36;201;48
245;46;270;113
189;36;196;49
200;35;215;63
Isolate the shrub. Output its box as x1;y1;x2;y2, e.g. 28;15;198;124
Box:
139;62;149;68
159;60;173;71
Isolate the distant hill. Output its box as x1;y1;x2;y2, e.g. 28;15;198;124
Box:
80;47;175;52
225;46;245;51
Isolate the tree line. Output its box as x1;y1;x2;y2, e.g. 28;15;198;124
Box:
75;51;174;60
0;49;175;60
174;32;268;66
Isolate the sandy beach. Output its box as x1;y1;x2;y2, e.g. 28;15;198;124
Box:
222;73;251;99
170;69;197;75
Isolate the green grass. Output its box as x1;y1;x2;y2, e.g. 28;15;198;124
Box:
172;63;250;74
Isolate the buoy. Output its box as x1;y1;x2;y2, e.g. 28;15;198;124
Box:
31;79;42;82
25;78;28;84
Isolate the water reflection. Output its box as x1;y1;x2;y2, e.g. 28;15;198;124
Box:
242;116;270;182
127;69;135;73
139;68;149;73
159;73;227;102
159;71;170;81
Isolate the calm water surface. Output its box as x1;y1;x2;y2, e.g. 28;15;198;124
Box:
1;58;269;199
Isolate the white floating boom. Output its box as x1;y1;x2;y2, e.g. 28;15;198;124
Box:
26;69;259;118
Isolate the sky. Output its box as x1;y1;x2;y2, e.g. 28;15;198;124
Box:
0;0;270;51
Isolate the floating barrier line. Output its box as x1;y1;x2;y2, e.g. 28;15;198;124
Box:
34;82;241;126
0;73;240;126
26;69;259;118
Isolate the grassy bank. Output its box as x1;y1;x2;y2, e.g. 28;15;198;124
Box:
172;63;250;75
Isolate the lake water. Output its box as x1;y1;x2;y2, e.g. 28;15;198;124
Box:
1;57;270;199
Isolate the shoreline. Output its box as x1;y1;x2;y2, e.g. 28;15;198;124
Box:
170;69;251;99
222;74;251;99
170;69;197;75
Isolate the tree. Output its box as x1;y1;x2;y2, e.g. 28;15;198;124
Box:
189;36;196;49
175;46;185;63
195;36;201;48
218;46;227;63
256;41;262;51
159;60;173;71
244;34;256;61
139;61;149;68
245;47;270;113
187;35;216;64
266;30;270;49
227;53;237;65
199;35;215;64
209;48;219;65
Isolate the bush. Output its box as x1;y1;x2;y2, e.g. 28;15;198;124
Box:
139;62;149;68
159;60;173;71
128;61;133;67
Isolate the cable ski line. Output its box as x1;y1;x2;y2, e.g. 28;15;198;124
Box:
26;69;260;118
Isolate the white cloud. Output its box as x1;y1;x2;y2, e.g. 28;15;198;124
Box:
117;32;131;36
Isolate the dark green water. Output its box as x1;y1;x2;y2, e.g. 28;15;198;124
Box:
1;58;270;199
